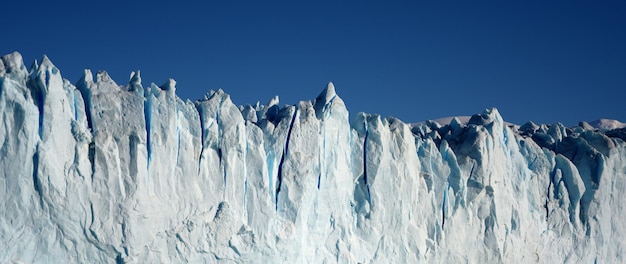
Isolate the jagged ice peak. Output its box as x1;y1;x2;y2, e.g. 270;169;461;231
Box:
1;51;625;263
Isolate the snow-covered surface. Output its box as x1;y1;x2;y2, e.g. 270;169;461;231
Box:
590;118;626;131
425;116;472;126
1;51;626;263
414;116;519;128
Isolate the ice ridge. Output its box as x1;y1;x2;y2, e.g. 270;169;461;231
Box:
1;52;625;263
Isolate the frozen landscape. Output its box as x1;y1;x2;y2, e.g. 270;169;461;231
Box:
1;51;625;263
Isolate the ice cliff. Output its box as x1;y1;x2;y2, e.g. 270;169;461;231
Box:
1;51;625;263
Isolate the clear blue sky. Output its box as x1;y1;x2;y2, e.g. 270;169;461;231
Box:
3;1;625;126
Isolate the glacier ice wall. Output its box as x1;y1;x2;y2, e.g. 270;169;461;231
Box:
1;51;625;263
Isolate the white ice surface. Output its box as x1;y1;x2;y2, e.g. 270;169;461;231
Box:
590;118;626;131
1;52;626;263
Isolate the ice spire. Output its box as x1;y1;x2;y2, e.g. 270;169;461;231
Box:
160;78;176;94
314;82;338;119
128;70;143;92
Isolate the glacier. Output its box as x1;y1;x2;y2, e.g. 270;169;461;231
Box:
1;51;625;263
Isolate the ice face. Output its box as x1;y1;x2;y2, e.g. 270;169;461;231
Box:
1;52;625;263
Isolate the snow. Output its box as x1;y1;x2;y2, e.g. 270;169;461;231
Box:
1;51;626;263
589;118;626;131
413;115;519;129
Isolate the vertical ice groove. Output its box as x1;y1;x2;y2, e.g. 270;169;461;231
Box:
317;172;322;190
322;94;337;117
216;95;226;193
442;182;448;230
429;141;434;176
144;90;153;195
44;69;49;88
144;94;152;171
276;107;298;211
173;99;180;164
546;166;557;220
76;69;94;132
88;203;98;240
195;103;204;175
319;119;325;190
88;142;95;179
320;94;336;190
442;147;450;230
363;118;371;203
469;161;475;178
176;122;181;164
72;88;78;120
32;144;43;208
221;151;226;196
267;149;275;200
528;156;537;170
32;70;46;139
243;123;248;213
